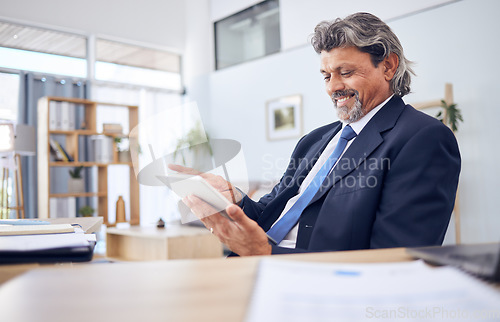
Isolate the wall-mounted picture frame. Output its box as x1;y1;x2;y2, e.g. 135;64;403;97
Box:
266;94;303;141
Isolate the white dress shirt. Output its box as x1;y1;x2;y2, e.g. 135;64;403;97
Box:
273;95;394;248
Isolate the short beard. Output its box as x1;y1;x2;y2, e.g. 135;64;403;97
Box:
332;90;365;123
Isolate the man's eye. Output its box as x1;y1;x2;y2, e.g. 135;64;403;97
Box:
323;75;330;81
341;71;353;77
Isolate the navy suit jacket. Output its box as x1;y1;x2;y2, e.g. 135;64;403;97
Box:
240;96;461;254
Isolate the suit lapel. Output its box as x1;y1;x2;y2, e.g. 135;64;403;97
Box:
292;122;342;185
258;122;342;230
309;96;406;204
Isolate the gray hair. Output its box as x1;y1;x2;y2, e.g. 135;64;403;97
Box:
311;12;414;97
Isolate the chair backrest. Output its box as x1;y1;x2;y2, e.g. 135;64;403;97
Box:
412;82;460;244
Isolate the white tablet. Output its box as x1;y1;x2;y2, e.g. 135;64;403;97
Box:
157;174;233;219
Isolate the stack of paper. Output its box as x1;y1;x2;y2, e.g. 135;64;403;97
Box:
0;221;96;264
247;259;500;322
0;223;75;236
0;233;92;252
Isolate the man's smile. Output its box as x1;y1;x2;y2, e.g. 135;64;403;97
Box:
332;90;357;108
335;94;355;107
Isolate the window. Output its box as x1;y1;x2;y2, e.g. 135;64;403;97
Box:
0;21;87;77
0;47;87;78
95;39;182;91
214;0;281;70
0;72;20;122
0;21;183;91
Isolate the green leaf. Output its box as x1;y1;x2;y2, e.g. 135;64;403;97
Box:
69;166;84;178
440;100;464;132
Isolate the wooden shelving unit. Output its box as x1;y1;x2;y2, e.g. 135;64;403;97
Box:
37;96;140;226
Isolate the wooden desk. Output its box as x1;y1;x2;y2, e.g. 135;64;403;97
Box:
106;225;223;261
0;217;103;285
0;248;416;322
47;216;103;234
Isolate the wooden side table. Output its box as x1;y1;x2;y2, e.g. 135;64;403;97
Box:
106;225;223;261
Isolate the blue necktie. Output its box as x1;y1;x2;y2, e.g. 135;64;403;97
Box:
267;125;357;244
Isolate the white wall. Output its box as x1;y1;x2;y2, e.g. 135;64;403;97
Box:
390;0;500;244
183;0;213;124
207;44;329;181
193;0;500;244
0;0;186;51
279;0;456;50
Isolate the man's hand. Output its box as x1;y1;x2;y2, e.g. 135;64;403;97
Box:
184;196;272;256
168;164;243;204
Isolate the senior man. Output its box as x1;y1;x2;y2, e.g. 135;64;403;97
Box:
172;12;461;256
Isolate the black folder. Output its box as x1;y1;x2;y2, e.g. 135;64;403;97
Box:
0;242;95;265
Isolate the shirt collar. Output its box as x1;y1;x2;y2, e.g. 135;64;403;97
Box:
344;94;394;135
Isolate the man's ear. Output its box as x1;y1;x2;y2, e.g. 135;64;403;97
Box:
383;53;399;81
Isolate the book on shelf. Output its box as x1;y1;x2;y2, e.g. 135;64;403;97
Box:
68;104;75;130
50;197;77;218
50;101;76;131
55;101;62;129
79;136;95;162
49;139;73;162
49;139;65;161
61;101;70;130
57;141;73;162
103;123;123;134
49;101;58;130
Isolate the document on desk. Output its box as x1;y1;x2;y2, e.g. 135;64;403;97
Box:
0;232;96;264
0;223;75;236
0;232;91;251
246;259;500;322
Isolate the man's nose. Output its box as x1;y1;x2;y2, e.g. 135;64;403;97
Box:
326;77;345;96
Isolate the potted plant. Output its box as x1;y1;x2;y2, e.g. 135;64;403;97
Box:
114;137;131;163
172;121;213;170
78;205;95;217
68;166;85;193
437;100;463;132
